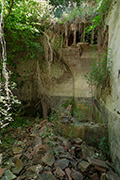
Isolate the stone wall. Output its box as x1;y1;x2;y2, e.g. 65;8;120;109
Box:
50;44;98;119
12;39;98;118
12;58;41;116
94;0;120;175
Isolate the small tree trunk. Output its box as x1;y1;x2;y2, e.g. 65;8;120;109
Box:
65;23;68;47
91;29;94;44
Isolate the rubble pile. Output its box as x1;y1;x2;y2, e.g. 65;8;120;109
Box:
0;119;119;180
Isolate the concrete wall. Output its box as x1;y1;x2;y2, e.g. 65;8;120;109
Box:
50;44;98;119
94;0;120;175
12;41;97;118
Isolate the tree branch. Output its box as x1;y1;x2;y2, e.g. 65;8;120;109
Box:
5;0;14;21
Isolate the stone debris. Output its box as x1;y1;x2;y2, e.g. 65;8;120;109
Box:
35;136;42;146
0;119;119;180
1;170;17;180
11;158;23;174
65;168;72;180
91;172;99;180
12;147;23;155
70;168;84;180
100;173;107;180
38;171;56;180
95;166;106;173
78;160;90;172
0;168;6;178
59;153;73;160
54;166;65;178
42;150;55;167
107;170;120;180
87;157;109;169
55;158;69;170
72;138;83;145
28;164;43;174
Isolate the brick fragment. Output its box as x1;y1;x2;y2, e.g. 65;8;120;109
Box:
91;172;99;180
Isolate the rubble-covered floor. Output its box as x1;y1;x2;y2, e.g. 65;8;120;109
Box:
0;117;119;180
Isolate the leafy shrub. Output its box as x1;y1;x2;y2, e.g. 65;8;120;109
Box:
84;51;112;87
61;97;75;109
73;106;83;122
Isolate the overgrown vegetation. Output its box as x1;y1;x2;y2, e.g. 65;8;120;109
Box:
0;0;114;128
0;116;32;150
84;51;112;87
92;136;110;160
0;0;53;127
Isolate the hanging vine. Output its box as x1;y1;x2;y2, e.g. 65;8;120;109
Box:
0;0;20;128
43;30;53;93
35;30;54;119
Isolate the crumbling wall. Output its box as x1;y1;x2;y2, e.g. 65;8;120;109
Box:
94;0;120;175
10;22;100;118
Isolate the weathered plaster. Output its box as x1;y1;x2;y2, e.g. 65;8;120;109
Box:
58;45;97;99
49;44;97;118
94;0;120;175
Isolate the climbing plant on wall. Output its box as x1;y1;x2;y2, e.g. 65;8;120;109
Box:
4;0;53;65
0;0;21;128
84;51;112;87
0;0;53;127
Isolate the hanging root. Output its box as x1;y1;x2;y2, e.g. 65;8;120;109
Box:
37;60;51;119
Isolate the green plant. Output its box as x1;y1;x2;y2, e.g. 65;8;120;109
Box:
49;105;65;122
84;102;92;114
51;0;114;33
68;126;73;138
39;124;59;154
48;106;67;136
84;51;112;87
49;139;59;155
61;98;75;109
8;117;31;129
0;93;21;128
61;97;75;109
39;124;54;139
49;108;60;122
92;136;110;159
3;137;14;146
4;0;48;67
73;106;83;122
87;0;113;32
98;137;110;155
62;99;84;122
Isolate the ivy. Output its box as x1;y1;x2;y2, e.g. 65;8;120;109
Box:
84;51;112;87
0;0;53;68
